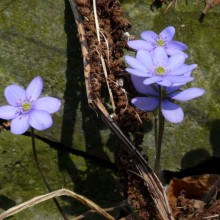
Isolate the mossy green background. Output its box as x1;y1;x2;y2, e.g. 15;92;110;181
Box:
0;0;220;219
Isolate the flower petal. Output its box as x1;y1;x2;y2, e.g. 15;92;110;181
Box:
157;78;173;87
127;40;153;51
162;99;184;123
172;82;188;87
169;88;205;101
183;70;192;77
125;56;147;71
166;85;183;94
169;64;197;75
136;50;153;67
33;97;61;114
29;110;53;131
165;48;188;58
169;69;193;87
160;26;175;41
132;97;158;111
168;40;188;50
165;76;194;84
131;75;158;95
126;68;151;77
10;115;30;134
4;85;25;106
0;105;18;120
26;76;43;101
152;47;168;66
141;30;157;43
143;76;162;85
167;54;186;70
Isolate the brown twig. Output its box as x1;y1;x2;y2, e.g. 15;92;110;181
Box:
91;100;175;220
68;0;174;219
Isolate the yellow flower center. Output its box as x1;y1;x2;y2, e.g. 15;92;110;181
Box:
156;66;165;75
22;103;31;111
157;39;164;47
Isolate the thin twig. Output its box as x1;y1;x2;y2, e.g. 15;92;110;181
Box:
92;0;116;112
164;0;176;14
93;0;101;43
203;214;219;219
0;189;115;220
100;30;110;63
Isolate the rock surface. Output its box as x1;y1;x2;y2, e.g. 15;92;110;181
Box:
0;0;220;219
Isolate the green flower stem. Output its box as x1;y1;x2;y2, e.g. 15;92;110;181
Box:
31;128;68;220
154;85;165;178
154;117;158;151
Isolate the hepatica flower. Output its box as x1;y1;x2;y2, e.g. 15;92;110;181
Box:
130;75;204;123
128;26;188;57
125;47;196;87
0;76;61;134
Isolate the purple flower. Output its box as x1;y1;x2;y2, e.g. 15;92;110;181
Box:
130;75;205;123
125;47;196;87
0;76;61;134
128;26;188;57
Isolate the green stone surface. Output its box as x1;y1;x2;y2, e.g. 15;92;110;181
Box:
0;1;119;219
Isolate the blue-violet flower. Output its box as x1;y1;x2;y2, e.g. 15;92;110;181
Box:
130;75;205;123
128;26;188;57
0;76;61;134
125;47;196;87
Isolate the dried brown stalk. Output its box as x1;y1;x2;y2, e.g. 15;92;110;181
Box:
69;0;175;219
68;0;92;104
0;189;115;220
91;100;174;220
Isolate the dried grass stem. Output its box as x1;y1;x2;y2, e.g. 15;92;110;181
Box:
0;189;115;220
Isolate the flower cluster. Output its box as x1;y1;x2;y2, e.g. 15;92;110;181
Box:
0;76;61;134
126;26;204;123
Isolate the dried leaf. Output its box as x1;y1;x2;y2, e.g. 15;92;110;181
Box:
167;174;220;207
